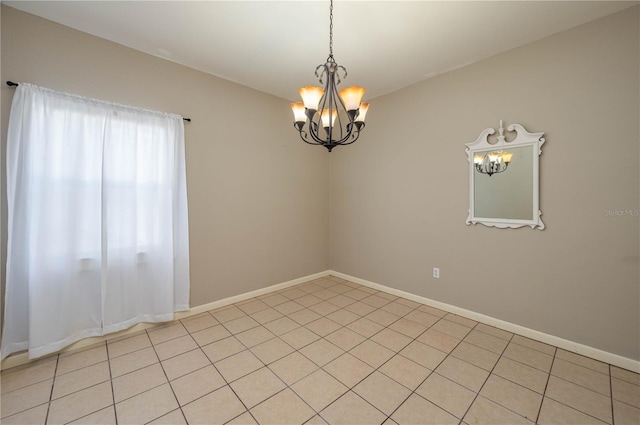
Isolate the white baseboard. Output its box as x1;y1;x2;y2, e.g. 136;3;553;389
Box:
1;322;159;371
4;268;638;374
0;270;330;371
328;270;640;373
175;270;331;319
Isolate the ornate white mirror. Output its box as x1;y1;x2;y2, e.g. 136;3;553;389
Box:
466;121;545;229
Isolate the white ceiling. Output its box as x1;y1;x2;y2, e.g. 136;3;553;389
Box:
4;1;637;101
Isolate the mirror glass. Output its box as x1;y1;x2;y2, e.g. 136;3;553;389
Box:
466;122;545;229
474;145;533;220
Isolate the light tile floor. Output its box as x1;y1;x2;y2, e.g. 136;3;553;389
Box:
1;275;639;424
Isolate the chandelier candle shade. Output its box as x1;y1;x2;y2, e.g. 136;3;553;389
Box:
291;0;369;152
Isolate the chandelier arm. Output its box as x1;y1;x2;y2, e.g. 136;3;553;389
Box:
335;129;360;146
317;76;360;147
336;121;362;145
297;131;323;146
326;127;358;146
330;68;350;112
329;95;360;146
302;117;358;148
326;73;336;143
299;124;360;150
326;64;351;127
315;64;327;85
334;65;347;86
293;126;318;146
304;119;331;145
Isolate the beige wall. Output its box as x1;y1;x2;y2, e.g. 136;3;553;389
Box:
0;6;329;317
329;7;640;361
1;5;638;363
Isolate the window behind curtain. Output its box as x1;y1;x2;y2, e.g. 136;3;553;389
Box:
1;83;190;360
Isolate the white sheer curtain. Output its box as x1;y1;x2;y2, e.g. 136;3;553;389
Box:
1;83;190;360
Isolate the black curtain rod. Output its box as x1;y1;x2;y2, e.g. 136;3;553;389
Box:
6;81;191;122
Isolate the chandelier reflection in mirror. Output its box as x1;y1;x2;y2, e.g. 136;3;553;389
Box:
290;0;369;152
473;121;513;176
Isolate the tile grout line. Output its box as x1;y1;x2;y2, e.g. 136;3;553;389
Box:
211;311;299;424
457;326;517;423
317;389;386;425
534;345;557;424
250;281;406;423
226;336;320;424
7;276;638;425
286;284;469;396
172;310;312;425
102;280;636;424
145;329;183;424
489;359;548;400
323;303;472;423
549;361;616;397
104;340;118;425
150;328;191;425
500;344;554;374
43;354;60;425
47;343;112;424
218;285;437;420
541;375;615;424
609;363;615;425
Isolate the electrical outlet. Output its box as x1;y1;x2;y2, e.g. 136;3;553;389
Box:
433;267;440;279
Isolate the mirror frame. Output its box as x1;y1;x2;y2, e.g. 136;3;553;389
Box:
465;121;545;230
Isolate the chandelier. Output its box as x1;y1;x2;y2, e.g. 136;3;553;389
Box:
473;121;513;176
474;150;513;176
290;0;369;152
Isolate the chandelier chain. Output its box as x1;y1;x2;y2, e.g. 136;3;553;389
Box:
329;0;334;59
